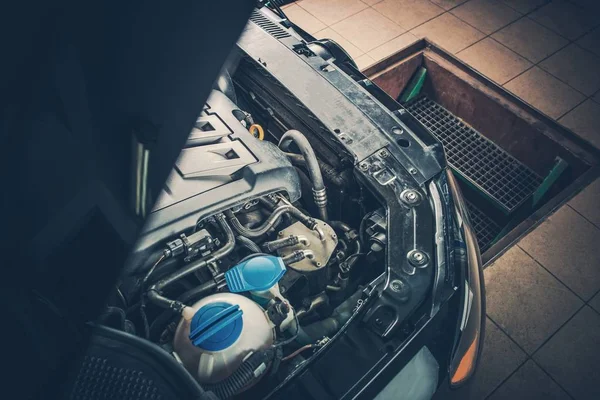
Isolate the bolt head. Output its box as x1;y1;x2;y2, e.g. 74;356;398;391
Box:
409;167;417;175
380;150;389;158
359;162;369;171
407;250;428;267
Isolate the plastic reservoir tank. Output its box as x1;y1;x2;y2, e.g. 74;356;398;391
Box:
173;255;288;384
173;292;274;384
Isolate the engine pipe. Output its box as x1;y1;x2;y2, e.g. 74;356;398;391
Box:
262;235;309;253
147;214;235;314
278;130;329;221
225;203;317;238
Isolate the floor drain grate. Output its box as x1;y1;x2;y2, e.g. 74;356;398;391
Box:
407;96;542;214
465;201;502;252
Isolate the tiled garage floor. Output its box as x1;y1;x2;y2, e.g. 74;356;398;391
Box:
283;1;600;399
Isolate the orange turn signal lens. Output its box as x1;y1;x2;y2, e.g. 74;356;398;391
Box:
450;332;480;385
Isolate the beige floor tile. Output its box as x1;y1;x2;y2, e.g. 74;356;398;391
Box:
368;32;419;62
568;178;600;228
577;26;600;58
492;17;568;63
432;318;528;400
362;0;384;5
451;0;521;35
529;0;598;40
485;246;583;353
534;306;600;400
559;99;600;150
457;37;532;84
488;360;571;400
355;53;376;70
372;0;444;30
298;0;368;25
501;0;549;13
503;67;585;119
430;0;468;10
283;4;326;34
331;8;405;52
539;44;600;96
519;205;600;300
411;13;485;53
282;1;302;9
314;27;364;59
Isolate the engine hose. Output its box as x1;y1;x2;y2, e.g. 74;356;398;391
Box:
236;235;261;253
262;235;308;253
286;153;348;188
330;221;361;270
296;289;363;345
149;279;218;341
225;204;316;239
279;130;328;221
204;349;275;399
147;214;235;313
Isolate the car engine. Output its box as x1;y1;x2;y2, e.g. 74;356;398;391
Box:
110;5;445;399
114;82;381;398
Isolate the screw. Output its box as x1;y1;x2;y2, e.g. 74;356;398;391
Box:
390;279;404;293
401;189;421;205
380;150;389;158
316;262;322;267
407;250;429;267
409;167;417;175
278;231;284;236
359;162;369;171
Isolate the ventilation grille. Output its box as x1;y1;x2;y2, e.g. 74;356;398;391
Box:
70;355;163;400
407;96;542;214
465;201;502;252
250;9;291;39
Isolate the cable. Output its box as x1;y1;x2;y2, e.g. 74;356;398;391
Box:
282;344;314;361
139;253;166;339
147;215;235;313
273;312;300;348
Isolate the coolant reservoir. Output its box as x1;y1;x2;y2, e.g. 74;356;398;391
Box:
173;293;274;384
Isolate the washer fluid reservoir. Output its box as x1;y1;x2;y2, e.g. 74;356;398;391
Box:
172;292;274;384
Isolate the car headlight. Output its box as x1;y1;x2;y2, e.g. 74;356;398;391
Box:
446;170;485;387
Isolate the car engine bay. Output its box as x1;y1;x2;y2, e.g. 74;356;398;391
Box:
106;6;451;399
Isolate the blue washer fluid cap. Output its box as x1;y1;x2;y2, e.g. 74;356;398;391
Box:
189;302;243;351
225;255;286;293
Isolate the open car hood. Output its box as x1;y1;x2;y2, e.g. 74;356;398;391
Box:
1;0;254;398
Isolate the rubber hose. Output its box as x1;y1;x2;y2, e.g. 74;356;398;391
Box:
225;204;315;239
149;280;218;341
204;349;274;399
330;221;361;269
279;130;328;221
147;215;235;313
297;289;363;344
286;153;348;187
236;235;261;253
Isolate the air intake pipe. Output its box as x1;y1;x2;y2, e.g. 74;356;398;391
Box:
278;130;328;221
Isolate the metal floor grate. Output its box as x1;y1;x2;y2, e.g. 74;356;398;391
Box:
466;201;502;252
407;97;542;214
